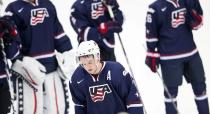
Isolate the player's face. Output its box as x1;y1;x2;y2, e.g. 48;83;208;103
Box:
79;55;99;74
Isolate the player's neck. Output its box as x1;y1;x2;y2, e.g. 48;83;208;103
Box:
92;61;103;75
170;0;178;3
91;62;103;80
28;0;36;4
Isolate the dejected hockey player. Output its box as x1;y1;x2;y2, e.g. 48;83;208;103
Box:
70;40;144;114
70;0;124;61
0;16;21;114
145;0;209;114
3;0;76;114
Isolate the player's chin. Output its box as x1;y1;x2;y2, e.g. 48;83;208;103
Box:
87;69;94;74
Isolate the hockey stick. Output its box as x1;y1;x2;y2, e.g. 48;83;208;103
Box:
102;1;147;114
156;70;180;114
142;44;180;114
0;38;16;114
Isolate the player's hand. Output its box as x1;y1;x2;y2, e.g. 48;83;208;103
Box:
145;51;160;73
188;9;203;30
0;16;18;44
98;21;122;36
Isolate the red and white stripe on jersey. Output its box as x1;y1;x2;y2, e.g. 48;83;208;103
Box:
160;48;197;60
30;52;55;60
0;73;7;79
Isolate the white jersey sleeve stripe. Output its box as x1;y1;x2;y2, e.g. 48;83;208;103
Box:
195;94;208;101
102;39;115;48
55;33;66;39
146;38;158;42
75;104;85;107
127;104;143;108
84;27;91;41
11;51;20;60
164;97;177;103
0;74;7;79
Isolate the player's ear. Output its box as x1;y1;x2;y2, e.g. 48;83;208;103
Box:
97;53;101;62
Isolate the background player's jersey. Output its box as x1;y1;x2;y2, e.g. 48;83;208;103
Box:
0;32;21;80
70;0;123;52
70;61;143;114
146;0;203;60
4;0;72;73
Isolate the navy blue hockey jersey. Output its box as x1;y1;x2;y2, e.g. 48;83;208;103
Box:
146;0;203;60
0;34;21;80
70;61;143;114
4;0;72;73
70;0;124;52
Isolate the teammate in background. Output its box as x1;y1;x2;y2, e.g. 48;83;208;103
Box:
145;0;209;114
0;16;21;114
70;40;144;114
70;0;124;61
4;0;75;114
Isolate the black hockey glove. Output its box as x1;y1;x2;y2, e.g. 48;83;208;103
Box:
98;21;122;37
145;51;160;73
0;16;18;45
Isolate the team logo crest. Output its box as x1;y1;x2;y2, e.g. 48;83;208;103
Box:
91;2;105;19
171;8;186;28
30;8;49;26
89;84;112;102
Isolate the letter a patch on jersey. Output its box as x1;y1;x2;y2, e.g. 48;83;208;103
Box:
89;84;112;102
30;8;49;26
106;70;111;80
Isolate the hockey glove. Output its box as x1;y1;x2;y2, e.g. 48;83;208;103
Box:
189;9;203;30
0;16;18;44
12;56;46;87
98;21;122;36
145;51;160;73
56;49;77;80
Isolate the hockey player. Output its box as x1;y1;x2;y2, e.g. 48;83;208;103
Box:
70;40;144;114
4;0;75;114
145;0;209;114
0;16;21;114
70;0;124;61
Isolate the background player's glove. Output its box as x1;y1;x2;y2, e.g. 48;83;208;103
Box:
145;51;160;73
188;9;203;30
0;16;18;44
98;21;122;37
